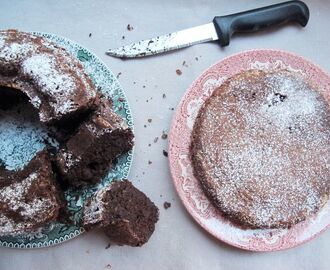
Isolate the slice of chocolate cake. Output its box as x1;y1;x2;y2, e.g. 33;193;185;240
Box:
0;150;66;236
56;98;134;187
0;30;98;124
82;180;159;247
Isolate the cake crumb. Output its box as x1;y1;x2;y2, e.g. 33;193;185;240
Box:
127;24;134;31
182;61;188;67
105;264;112;269
144;125;147;128
89;33;92;37
116;72;122;79
143;85;146;88
86;250;90;254
154;137;159;143
169;107;174;111
164;201;171;209
161;131;168;140
163;150;168;157
118;97;124;102
122;36;125;39
162;93;166;99
148;160;152;165
176;69;182;76
195;57;199;61
105;243;111;249
148;143;151;147
148;118;152;123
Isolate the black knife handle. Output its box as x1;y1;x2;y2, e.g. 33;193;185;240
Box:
213;0;309;46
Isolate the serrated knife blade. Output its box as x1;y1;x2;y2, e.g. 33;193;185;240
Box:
106;23;218;59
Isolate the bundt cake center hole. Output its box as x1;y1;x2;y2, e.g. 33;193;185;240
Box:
0;86;58;171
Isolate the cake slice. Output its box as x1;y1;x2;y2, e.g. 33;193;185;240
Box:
0;30;98;124
0;150;66;236
82;180;159;247
56;98;134;187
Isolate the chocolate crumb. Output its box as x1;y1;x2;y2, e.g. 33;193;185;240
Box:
148;160;152;165
161;132;168;140
122;36;125;39
170;107;174;111
154;137;159;143
144;125;147;128
195;57;199;61
162;93;166;99
106;264;112;269
164;201;171;209
176;69;182;76
142;172;145;175
89;33;92;37
143;85;146;88
133;81;136;84
163;150;168;157
86;250;90;254
105;243;111;249
148;143;151;147
148;118;152;123
127;24;134;31
116;72;122;79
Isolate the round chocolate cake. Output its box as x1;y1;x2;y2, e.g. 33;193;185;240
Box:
191;69;330;229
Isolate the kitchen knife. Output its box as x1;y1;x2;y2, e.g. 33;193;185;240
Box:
106;0;309;59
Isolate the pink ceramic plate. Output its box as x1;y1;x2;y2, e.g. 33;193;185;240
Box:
168;49;330;252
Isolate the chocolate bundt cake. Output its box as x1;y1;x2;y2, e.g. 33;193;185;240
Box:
56;98;134;187
0;150;65;235
0;30;97;124
0;30;140;240
82;180;159;246
191;70;330;229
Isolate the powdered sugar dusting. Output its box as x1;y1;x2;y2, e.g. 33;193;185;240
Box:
29;96;42;108
259;73;320;129
22;54;74;94
83;185;110;227
60;151;81;171
0;36;5;49
0;42;35;61
0;172;52;235
192;70;330;228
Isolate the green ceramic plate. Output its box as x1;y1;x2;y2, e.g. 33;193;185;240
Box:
0;32;134;249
